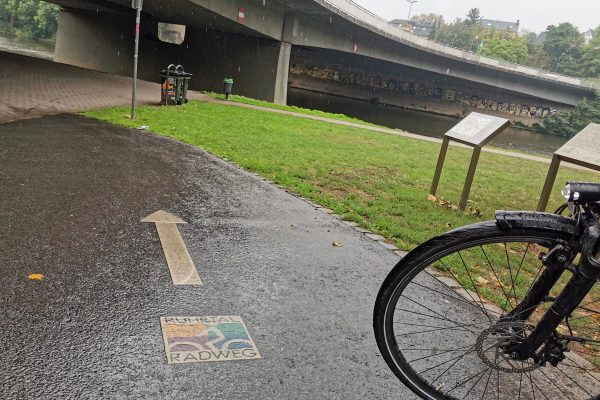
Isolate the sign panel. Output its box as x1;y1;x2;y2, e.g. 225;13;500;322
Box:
160;316;261;364
555;123;600;168
445;112;510;147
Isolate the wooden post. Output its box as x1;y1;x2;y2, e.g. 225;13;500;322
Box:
459;146;481;211
430;137;450;196
537;155;561;212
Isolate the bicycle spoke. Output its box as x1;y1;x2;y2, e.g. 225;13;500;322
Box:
513;243;532;292
463;368;491;398
517;371;523;400
555;364;593;397
401;295;484;333
406;345;475;363
458;251;495;326
439;258;495;324
418;344;477;378
480;245;515;312
395;307;477;327
535;367;575;400
409;280;503;317
562;355;600;386
480;368;493;400
504;243;519;305
525;370;551;400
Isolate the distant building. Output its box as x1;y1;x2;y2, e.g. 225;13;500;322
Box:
481;19;520;35
389;19;433;38
532;31;547;46
584;29;597;44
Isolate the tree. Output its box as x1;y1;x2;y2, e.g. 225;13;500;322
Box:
543;23;585;75
581;26;600;78
480;36;529;63
0;0;59;39
465;8;481;26
410;13;443;26
435;18;480;50
544;93;600;137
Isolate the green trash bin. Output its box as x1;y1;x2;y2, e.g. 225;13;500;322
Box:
223;77;234;100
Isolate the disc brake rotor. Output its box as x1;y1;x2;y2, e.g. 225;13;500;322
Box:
476;321;540;373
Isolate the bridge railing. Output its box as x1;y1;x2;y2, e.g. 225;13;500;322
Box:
319;0;599;91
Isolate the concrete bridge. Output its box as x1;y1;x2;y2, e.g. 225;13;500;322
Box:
49;0;598;123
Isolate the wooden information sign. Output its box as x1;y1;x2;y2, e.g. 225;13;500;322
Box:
430;112;510;210
537;123;600;211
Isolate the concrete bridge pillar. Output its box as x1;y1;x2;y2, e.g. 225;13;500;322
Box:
54;9;174;81
54;9;135;75
273;42;292;105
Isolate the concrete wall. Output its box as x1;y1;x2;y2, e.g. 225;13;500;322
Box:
289;47;569;125
54;9;290;103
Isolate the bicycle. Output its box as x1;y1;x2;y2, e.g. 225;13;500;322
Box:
374;182;600;399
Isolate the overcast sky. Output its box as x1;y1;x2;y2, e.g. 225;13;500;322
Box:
352;0;599;33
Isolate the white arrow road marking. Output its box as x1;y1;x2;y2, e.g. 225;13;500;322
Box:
142;210;202;286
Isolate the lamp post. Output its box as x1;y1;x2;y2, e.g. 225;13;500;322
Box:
470;35;479;52
406;0;417;20
555;52;566;73
131;0;143;120
451;34;458;47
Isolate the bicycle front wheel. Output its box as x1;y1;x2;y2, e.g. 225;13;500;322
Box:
374;221;600;400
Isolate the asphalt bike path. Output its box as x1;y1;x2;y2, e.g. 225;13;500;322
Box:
0;114;418;399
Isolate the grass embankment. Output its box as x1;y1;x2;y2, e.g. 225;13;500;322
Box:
203;92;377;126
85;100;599;251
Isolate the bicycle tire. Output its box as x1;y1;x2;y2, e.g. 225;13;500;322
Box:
374;220;600;400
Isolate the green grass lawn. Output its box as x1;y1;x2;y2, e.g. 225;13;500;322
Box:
85;100;599;251
202;92;376;126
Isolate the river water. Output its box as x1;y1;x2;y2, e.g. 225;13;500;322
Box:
0;32;54;60
288;88;568;155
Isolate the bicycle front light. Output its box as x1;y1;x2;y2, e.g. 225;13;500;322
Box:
561;183;571;201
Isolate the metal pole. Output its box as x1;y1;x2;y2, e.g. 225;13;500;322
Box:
537;155;561;212
555;52;565;73
459;146;481;211
430;136;450;196
131;1;142;120
406;0;417;20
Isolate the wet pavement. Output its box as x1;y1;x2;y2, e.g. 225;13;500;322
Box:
0;114;416;399
0;51;159;124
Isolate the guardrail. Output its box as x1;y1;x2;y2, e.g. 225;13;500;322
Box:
318;0;599;91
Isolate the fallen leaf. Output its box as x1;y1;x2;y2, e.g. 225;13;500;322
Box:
332;241;342;247
427;194;438;202
446;223;453;227
28;273;44;281
477;276;489;285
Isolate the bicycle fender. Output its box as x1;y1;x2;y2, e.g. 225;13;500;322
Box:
495;210;577;235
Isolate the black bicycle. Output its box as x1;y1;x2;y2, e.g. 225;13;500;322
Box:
374;182;600;399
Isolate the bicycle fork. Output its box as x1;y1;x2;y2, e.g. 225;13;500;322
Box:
510;225;600;362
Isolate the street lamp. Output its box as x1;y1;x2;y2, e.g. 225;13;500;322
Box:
470;35;479;52
451;34;458;47
555;52;566;73
406;0;418;20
